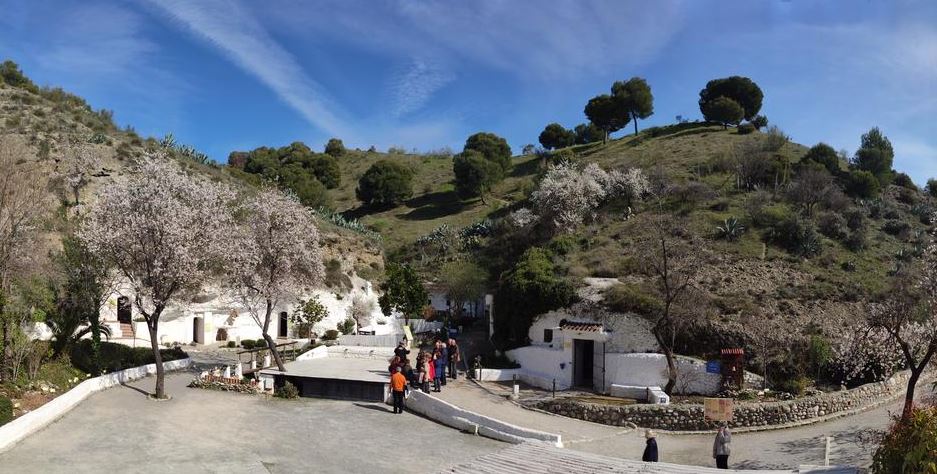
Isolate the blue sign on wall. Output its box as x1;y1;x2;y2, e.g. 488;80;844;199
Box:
706;360;722;374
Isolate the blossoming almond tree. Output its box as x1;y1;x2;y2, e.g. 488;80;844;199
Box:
835;244;937;421
228;188;323;371
79;158;234;399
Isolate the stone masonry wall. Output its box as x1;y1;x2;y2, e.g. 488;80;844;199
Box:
526;372;913;431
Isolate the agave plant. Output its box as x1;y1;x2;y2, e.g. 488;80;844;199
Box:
716;216;746;242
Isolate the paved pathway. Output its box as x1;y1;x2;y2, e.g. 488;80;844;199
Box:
0;371;502;473
434;378;929;470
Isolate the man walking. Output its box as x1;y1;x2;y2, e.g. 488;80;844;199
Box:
642;430;658;462
447;338;460;380
713;425;731;469
390;367;407;414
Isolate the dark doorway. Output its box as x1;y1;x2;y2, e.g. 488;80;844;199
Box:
193;317;204;344
278;311;288;338
117;296;131;324
573;339;594;388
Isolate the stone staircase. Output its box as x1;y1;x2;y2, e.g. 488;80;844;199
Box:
120;322;134;339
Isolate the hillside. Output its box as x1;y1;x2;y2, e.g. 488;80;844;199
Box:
0;67;382;285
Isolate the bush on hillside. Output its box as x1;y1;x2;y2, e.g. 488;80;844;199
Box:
463;132;512;174
845;229;867;252
926;179;937;198
69;340;187;374
760;125;789;152
871;406;937;474
604;283;663;316
736;123;755;135
801;143;840;174
845;170;880;198
715;217;746;242
766;216;822;258
453;150;502;200
817;212;848;240
324;138;346;157
882;220;912;240
751;115;768;130
356;160;414;208
892;172;916;190
896;187;917;206
844;207;865;231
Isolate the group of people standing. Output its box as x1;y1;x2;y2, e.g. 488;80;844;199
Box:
642;425;732;469
387;336;461;414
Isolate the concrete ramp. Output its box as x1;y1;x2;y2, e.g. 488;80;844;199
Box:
440;442;856;474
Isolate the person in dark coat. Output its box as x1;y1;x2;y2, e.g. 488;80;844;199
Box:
642;430;658;462
447;338;460;380
394;341;410;361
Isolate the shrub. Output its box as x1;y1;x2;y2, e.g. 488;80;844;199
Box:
844;207;865;231
776;376;811;396
0;397;12;426
715;216;746;241
817;212;847;240
337;318;356;335
255;338;268;348
322;329;340;341
463;132;512;174
862;198;886;219
356;160;414;207
275;381;300;399
767;216;822;258
801;143;840;174
871;406;937;474
882;220;912;240
324;138;346;157
605;284;662;316
69;340;187;374
892;172;916;190
241;340;255;350
760;125;789;152
736;123;755;135
926;179;937;198
453;150;502;200
911;203;934;225
845;170;880;198
845;229;868;252
226;341;235;348
897;187;918;206
548;235;577;256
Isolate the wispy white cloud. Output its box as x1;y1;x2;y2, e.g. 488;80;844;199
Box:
143;0;351;138
388;59;455;118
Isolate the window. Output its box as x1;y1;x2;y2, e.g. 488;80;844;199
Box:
543;329;553;343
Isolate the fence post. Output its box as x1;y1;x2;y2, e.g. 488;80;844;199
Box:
552;378;556;399
824;436;832;466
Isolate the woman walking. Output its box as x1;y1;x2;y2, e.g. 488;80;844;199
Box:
433;348;446;392
713;425;731;469
642;430;658;462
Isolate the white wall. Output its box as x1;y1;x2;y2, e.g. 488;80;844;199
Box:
527;310;658;353
603;353;721;395
505;346;572;390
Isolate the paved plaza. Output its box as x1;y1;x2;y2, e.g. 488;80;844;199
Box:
0;371;503;473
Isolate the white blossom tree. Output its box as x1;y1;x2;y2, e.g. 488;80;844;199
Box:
833;244;937;420
531;162;647;234
0;136;49;381
79;158;233;399
228;187;324;371
63;145;93;206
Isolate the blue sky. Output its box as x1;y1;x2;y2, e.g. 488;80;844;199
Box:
1;1;935;182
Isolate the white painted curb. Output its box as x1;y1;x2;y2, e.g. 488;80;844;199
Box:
0;357;192;453
391;389;563;447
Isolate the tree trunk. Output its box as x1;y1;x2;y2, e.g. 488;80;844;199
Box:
0;289;10;382
663;347;678;395
90;310;102;376
903;368;921;421
633;112;639;136
603;131;608;144
263;299;286;371
147;319;166;399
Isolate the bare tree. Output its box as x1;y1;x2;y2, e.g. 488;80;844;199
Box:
0;136;48;381
63;146;92;206
228;187;324;371
80;158;233;398
641;216;702;395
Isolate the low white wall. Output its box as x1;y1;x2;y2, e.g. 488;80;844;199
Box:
394;390;562;447
327;346;394;359
604;353;720;395
338;334;401;347
474;368;522;382
505;346;572;390
295;345;328;361
0;358;192;453
609;384;670;404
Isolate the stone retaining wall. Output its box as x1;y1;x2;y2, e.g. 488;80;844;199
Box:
526;372;913;431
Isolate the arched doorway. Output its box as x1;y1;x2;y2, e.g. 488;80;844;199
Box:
117;296;131;323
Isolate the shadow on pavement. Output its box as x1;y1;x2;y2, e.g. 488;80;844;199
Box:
353;403;393;413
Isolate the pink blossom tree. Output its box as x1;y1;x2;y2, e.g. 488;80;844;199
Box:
79;158;234;399
228;188;324;371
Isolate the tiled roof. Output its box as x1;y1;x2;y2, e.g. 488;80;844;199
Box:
559;319;604;332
